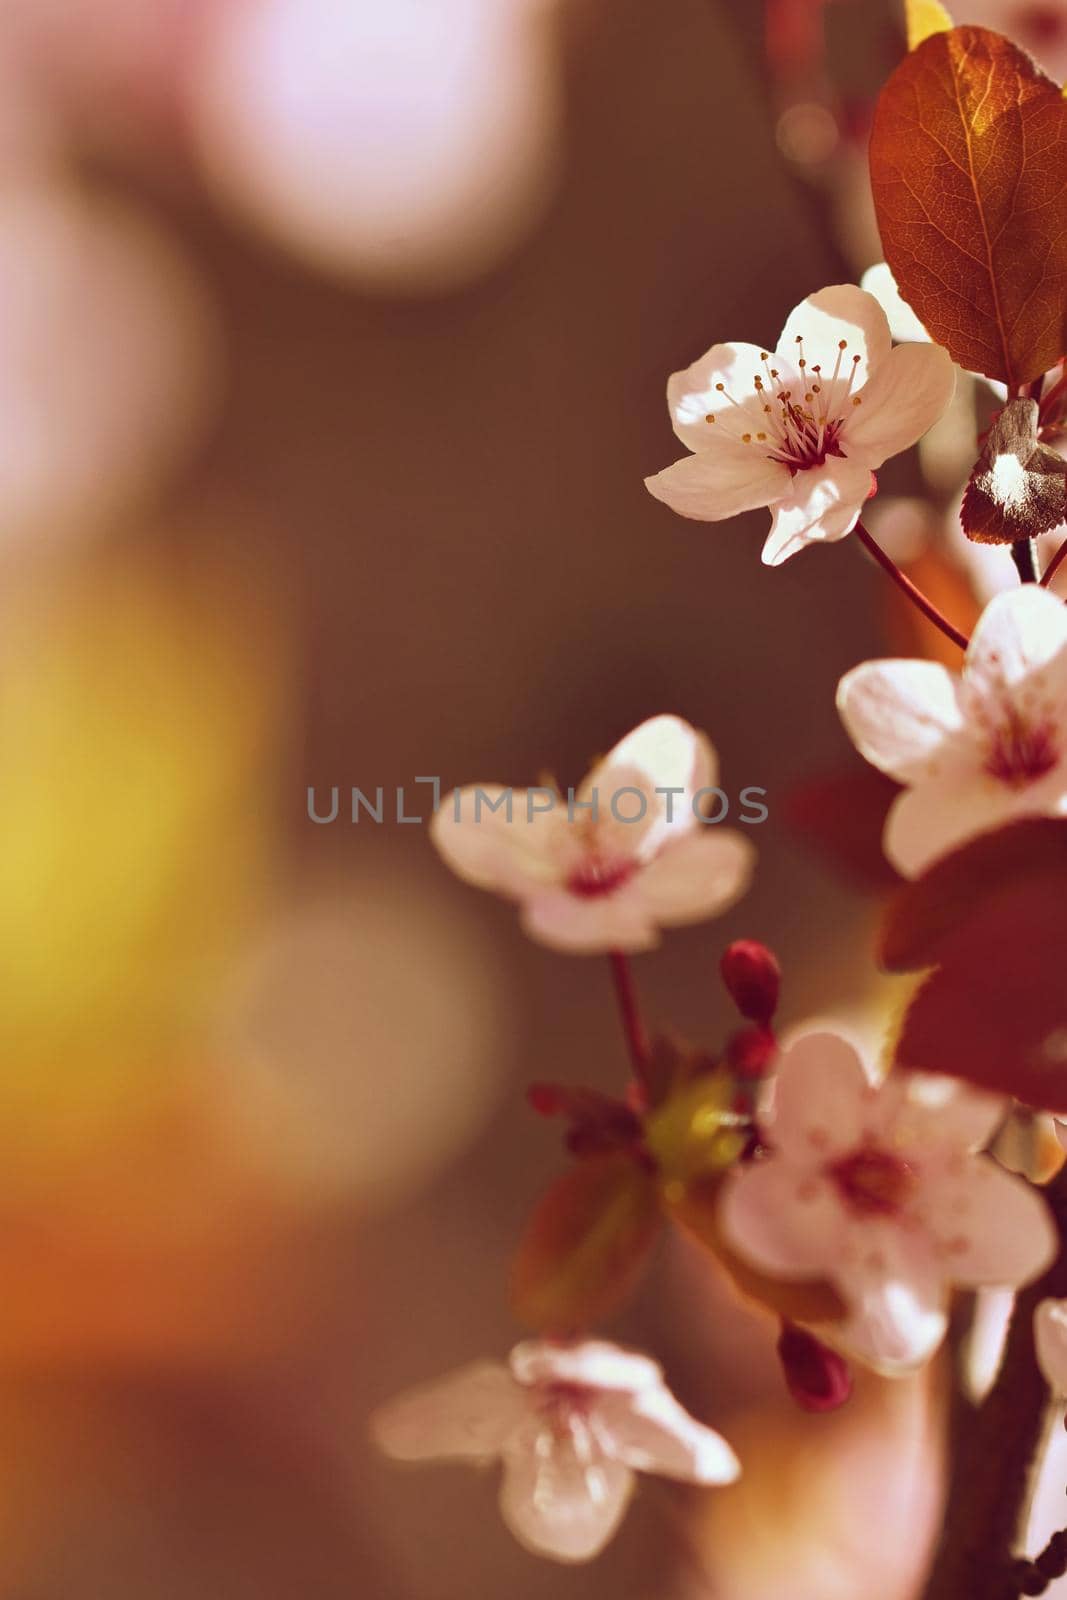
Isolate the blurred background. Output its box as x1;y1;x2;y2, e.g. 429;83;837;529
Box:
3;0;1062;1595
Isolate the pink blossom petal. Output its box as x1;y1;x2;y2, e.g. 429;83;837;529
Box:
777;284;892;389
510;1340;662;1394
860;262;931;344
843;343;956;469
878;1072;1006;1155
834;1224;948;1374
584;714;716;857
718;1157;847;1281
1036;1299;1067;1395
770;1031;877;1159
430;785;564;897
634;830;755;926
645;445;792;524
964;585;1067;697
918;1157;1056;1289
594;1384;740;1485
371;1360;526;1461
836;659;967;783
667;341;773;451
499;1421;634;1563
883;774;1028;878
519;885;657;953
761;455;871;567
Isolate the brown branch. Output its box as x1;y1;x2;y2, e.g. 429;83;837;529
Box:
920;1168;1067;1600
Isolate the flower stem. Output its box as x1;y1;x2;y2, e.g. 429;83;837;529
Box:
854;521;970;652
1013;539;1040;585
608;950;651;1087
920;1167;1067;1600
1041;538;1067;590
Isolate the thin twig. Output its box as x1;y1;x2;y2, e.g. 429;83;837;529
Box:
854;521;971;651
608;950;652;1086
1041;538;1067;590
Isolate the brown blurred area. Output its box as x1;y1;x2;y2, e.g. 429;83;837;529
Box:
0;1;944;1596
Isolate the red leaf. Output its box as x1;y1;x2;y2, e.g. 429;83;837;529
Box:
880;817;1067;971
883;820;1067;1109
510;1155;662;1334
870;27;1067;387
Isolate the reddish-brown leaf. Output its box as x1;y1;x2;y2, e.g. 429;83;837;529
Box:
510;1154;662;1334
870;27;1067;387
880;817;1067;971
883;820;1067;1108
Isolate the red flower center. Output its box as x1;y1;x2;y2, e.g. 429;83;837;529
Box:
985;714;1058;789
567;856;635;899
828;1146;915;1217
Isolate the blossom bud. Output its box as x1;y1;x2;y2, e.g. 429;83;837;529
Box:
720;940;781;1024
776;1322;853;1413
726;1024;777;1080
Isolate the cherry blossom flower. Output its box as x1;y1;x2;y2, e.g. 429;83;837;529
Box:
719;1032;1055;1374
430;715;754;952
837;586;1067;877
645;284;954;566
371;1339;740;1562
1036;1300;1067;1395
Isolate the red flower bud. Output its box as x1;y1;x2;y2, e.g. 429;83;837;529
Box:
720;941;781;1024
727;1024;777;1080
777;1322;853;1413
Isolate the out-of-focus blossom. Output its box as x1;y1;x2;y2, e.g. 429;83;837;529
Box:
0;181;219;550
646;285;954;566
372;1339;740;1563
838;586;1067;876
719;1032;1053;1374
187;0;563;291
0;558;314;1367
941;0;1067;81
214;883;509;1208
1035;1299;1067;1394
431;715;754;953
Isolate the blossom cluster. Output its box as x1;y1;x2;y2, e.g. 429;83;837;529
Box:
373;11;1067;1572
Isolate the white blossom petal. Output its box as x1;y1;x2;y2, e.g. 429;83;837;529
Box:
769;1031;877;1158
499;1422;634;1563
666;341;773;451
371;1361;526;1462
585;714;716;857
645;445;792;523
718;1158;847;1281
510;1341;662;1394
834;1226;948;1375
1036;1300;1067;1396
964;585;1067;697
836;659;967;783
519;884;658;953
431;785;564;897
761;455;871;567
634;830;755;926
878;1072;1006;1154
918;1157;1056;1289
859;263;932;344
777;284;892;389
594;1385;740;1485
883;774;1027;877
843;342;956;469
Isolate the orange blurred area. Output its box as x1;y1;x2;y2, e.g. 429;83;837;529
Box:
0;1;961;1596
